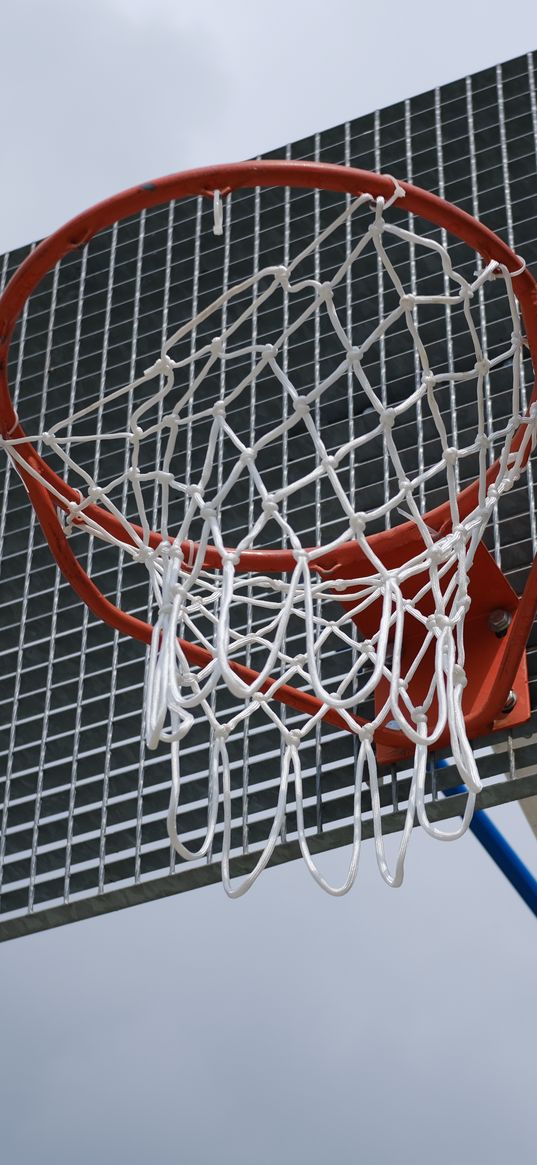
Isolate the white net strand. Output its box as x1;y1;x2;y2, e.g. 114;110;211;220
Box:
2;180;535;896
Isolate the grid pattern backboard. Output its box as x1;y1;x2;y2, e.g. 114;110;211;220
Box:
1;51;537;940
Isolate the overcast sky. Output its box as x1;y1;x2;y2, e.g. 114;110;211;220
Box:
2;3;537;1163
1;0;537;252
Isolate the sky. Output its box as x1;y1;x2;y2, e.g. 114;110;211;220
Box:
1;2;537;1163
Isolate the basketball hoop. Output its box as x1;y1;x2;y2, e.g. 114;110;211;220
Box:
1;160;537;896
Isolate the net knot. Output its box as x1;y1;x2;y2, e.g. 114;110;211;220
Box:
240;447;256;466
443;447;458;467
284;728;302;748
144;354;174;377
199;503;217;521
273;265;290;288
474;357;490;377
426;612;452;633
262;494;278;517
293;398;310;418
221;550;240;566
214;723;230;741
319;281;333;302
368;219;383;239
399;294;415;312
212;401;226;418
452;665;467;687
349;512;367;536
350;346;363;368
88;484;106;501
381;408;396;431
210;337;224;357
136;542;153;564
263;344;278;361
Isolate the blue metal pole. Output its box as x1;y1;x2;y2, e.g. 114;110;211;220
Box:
443;784;537;918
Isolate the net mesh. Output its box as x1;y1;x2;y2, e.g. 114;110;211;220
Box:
3;179;535;895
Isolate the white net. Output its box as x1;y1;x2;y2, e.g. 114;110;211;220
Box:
3;179;535;895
